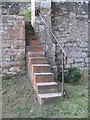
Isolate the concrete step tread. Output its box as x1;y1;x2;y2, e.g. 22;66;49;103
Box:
37;93;62;98
30;57;46;59
32;64;50;66
37;82;58;86
30;45;43;47
30;56;46;60
28;51;45;54
28;51;45;56
30;40;40;42
34;73;54;76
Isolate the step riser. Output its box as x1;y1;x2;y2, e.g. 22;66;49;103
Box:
37;95;61;105
30;59;47;64
27;47;43;52
32;66;51;73
37;86;58;94
34;75;54;88
31;60;47;64
30;54;44;57
37;89;57;94
30;36;39;40
29;40;41;44
26;37;37;40
34;75;54;83
30;43;41;46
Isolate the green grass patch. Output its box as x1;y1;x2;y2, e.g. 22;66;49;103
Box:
2;75;88;118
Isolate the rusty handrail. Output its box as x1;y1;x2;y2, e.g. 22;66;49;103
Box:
36;11;67;96
38;12;67;60
26;1;68;96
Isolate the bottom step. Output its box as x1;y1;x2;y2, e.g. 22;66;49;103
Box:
37;93;62;105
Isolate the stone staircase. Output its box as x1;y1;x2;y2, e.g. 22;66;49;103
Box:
25;22;62;105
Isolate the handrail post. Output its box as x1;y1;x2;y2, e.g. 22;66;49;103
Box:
44;24;46;56
62;52;64;96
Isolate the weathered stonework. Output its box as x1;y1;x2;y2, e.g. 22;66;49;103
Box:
52;2;88;73
1;1;89;78
32;1;88;77
1;2;25;77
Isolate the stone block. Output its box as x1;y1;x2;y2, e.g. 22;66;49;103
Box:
80;42;88;47
75;58;84;63
9;67;21;72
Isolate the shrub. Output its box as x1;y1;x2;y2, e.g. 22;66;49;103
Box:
89;70;90;75
58;67;81;84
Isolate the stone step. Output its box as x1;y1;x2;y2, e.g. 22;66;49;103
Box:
25;31;35;37
36;82;58;94
32;64;51;73
26;35;36;38
28;51;45;57
34;73;54;87
30;35;39;40
37;93;62;105
29;40;41;46
29;57;47;64
26;36;39;40
26;46;43;52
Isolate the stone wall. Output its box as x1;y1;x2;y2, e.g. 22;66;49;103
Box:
1;1;88;78
1;2;25;77
32;1;88;77
51;2;88;73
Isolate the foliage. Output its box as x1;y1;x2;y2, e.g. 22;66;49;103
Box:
25;3;31;21
58;67;81;84
88;70;90;75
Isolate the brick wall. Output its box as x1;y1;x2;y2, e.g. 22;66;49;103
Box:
1;2;25;77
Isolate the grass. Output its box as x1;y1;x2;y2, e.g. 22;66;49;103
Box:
2;74;88;118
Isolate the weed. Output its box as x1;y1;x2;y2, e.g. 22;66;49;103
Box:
58;67;81;84
25;3;31;22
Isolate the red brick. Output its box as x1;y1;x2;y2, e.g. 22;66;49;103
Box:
32;64;51;73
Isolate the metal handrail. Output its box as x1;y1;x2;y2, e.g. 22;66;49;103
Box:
36;11;67;96
38;12;67;60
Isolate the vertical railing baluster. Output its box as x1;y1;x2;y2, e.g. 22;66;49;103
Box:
44;24;46;56
62;52;64;96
